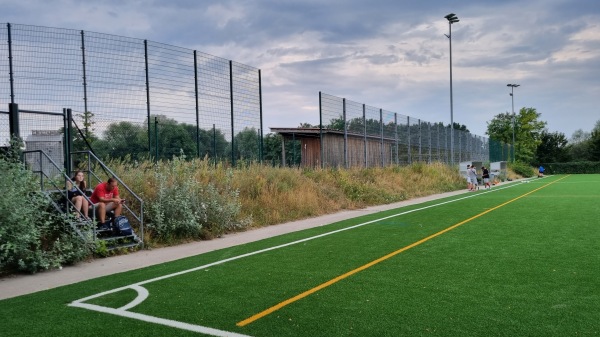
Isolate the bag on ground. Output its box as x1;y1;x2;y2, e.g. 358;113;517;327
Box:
113;215;133;236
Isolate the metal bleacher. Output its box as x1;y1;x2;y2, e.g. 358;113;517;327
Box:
22;149;144;250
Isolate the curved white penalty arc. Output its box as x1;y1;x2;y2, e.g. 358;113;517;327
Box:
69;285;150;311
118;285;149;311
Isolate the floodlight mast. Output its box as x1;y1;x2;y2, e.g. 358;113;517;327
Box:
507;84;520;162
445;13;459;165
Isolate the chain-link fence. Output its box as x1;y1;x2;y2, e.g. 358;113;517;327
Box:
319;92;503;168
0;23;262;164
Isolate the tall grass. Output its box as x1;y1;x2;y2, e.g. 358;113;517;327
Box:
107;159;465;245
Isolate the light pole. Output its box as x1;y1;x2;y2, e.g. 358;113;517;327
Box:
507;84;520;162
445;13;459;165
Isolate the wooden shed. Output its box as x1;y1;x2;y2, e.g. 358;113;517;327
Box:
270;127;400;168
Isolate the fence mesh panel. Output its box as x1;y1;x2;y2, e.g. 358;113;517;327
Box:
1;23;262;163
319;92;501;168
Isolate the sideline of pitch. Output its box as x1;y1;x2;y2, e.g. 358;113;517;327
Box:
0;178;534;301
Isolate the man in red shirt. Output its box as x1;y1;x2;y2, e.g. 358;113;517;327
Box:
90;177;124;224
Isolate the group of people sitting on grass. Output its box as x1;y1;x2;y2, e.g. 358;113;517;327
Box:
66;171;124;224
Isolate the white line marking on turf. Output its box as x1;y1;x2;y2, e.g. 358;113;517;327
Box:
69;301;252;337
69;178;533;336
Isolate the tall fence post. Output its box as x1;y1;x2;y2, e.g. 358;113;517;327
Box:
154;117;159;162
63;108;71;175
259;69;264;163
343;98;347;169
9;103;19;139
319;92;323;169
144;40;151;158
437;123;440;162
380;108;384;167
229;60;235;166
418;119;422;162
428;123;432;163
407;116;411;164
194;50;200;158
7;23;15;104
394;113;398;165
363;104;367;168
213;124;217;164
80;30;89;135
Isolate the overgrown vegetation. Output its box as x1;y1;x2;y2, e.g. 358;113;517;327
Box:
1;141;479;273
110;159;466;245
0;139;93;274
508;161;536;178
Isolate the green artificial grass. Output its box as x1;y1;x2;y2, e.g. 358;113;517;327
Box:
1;175;599;337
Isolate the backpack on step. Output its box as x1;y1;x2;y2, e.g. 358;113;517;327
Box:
113;215;133;236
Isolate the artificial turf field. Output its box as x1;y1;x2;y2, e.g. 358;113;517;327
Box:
1;174;599;337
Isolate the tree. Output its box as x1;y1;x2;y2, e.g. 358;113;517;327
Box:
234;127;260;161
567;129;592;161
72;111;99;152
589;120;600;161
95;121;147;160
486;107;546;163
535;130;569;163
449;122;469;133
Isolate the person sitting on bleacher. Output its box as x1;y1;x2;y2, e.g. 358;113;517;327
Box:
90;177;124;225
67;170;89;219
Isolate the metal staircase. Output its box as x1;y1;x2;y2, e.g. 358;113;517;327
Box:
22;149;144;250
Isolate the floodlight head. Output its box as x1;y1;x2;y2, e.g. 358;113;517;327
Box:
445;13;459;23
507;83;520;88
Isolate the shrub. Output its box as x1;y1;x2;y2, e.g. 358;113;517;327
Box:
144;156;250;243
508;161;536;178
0;144;93;274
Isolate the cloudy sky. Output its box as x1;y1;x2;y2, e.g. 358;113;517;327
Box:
2;0;599;138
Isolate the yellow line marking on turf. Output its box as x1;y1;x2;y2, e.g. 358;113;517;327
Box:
236;175;570;327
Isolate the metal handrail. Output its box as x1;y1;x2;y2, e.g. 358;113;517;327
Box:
71;150;144;246
21;150;96;240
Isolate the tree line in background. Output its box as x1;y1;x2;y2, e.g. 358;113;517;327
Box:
72;111;301;165
75;112;472;167
75;107;599;168
486;107;600;164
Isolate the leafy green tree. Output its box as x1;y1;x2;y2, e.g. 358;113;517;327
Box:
535;130;569;163
298;122;318;128
263;132;283;165
72;111;99;152
96;121;147;160
234;127;260;161
487;107;546;163
449;122;469;132
148;115;196;160
589;121;600;161
190;125;229;160
567;129;592;161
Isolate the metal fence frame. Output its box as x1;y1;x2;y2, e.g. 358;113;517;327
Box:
0;23;263;164
319;92;509;168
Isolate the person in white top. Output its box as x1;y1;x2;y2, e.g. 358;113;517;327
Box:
468;165;478;191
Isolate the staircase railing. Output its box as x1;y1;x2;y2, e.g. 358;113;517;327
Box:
22;149;145;249
21;150;95;241
71;150;144;247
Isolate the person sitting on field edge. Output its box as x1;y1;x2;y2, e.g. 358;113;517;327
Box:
538;165;545;178
90;177;124;224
